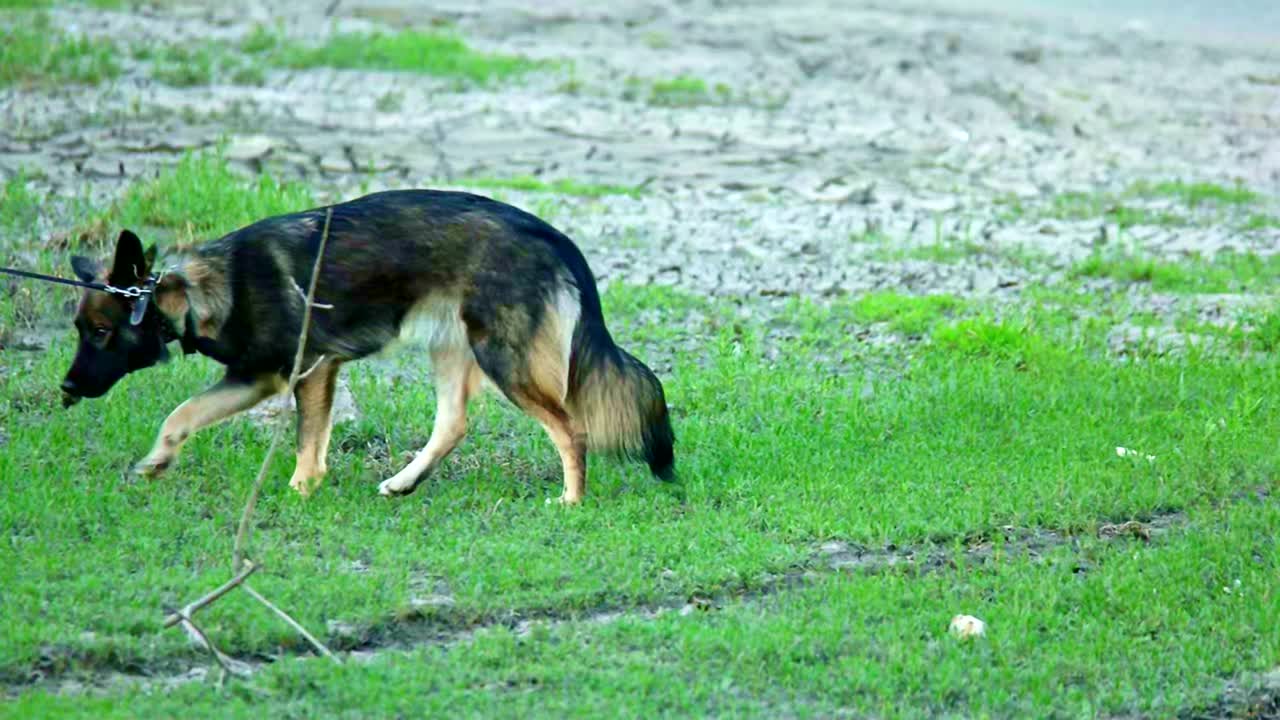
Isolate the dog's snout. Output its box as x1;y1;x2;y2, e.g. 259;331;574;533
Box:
61;379;79;395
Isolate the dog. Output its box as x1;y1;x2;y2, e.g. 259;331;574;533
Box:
60;189;675;504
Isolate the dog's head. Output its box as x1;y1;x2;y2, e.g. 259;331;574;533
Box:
61;230;171;407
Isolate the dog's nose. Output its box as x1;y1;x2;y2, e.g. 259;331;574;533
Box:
61;379;79;395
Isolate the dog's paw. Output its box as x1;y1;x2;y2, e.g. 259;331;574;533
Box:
289;473;321;498
132;455;172;479
377;473;418;497
545;493;583;507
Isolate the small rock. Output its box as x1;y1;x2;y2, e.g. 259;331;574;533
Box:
409;593;456;610
225;134;274;162
819;540;849;555
1010;47;1043;64
12;333;49;352
970;270;999;294
248;377;360;426
318;154;353;174
326;619;361;641
1098;520;1152;541
949;614;986;639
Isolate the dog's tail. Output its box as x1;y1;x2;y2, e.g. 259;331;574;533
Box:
564;303;676;481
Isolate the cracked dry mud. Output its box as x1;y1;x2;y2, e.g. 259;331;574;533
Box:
2;0;1277;314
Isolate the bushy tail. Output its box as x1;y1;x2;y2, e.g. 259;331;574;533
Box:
566;321;675;480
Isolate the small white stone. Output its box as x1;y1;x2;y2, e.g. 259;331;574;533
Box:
949;614;986;639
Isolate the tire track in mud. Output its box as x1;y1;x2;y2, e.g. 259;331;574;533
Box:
6;504;1195;700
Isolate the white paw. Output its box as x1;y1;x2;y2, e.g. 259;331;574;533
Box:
378;473;417;496
289;473;320;498
132;454;173;479
546;493;582;507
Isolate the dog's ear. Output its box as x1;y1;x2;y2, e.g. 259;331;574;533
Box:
109;230;146;285
70;255;101;283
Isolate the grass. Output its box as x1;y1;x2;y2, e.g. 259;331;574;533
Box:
458;175;646;199
0;0;124;8
0;171;41;238
100;149;313;245
0;13;120;87
135;43;266;88
2;159;1279;717
1133;179;1260;207
849;291;963;335
243;27;547;85
625;74;733;107
11;498;1280;718
999;179;1275;231
1071;249;1280;294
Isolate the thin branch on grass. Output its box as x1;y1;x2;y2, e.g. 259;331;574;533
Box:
174;610;251;678
163;560;259;629
232;207;334;573
161;208;339;679
242;583;340;664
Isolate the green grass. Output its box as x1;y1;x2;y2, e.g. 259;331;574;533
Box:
1244;213;1280;231
849;291;963;335
101;150;313;244
0;14;120;87
1133;179;1260;207
0;0;124;8
1000;179;1274;230
12;498;1279;718
2;162;1279;716
1071;249;1280;293
0;171;41;238
247;28;546;85
459;175;646;199
625;74;732;107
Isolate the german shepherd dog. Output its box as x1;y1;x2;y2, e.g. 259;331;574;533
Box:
60;190;675;504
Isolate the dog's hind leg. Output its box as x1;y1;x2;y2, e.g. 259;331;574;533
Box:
289;358;342;497
134;373;284;478
378;347;482;496
524;399;586;506
465;305;586;505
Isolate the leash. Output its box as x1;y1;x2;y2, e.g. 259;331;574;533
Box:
0;265;158;325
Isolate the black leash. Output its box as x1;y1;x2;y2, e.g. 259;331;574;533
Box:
0;265;157;325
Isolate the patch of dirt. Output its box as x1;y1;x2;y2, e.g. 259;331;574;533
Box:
2;0;1277;315
1180;668;1280;720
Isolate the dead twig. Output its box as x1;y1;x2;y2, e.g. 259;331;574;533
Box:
163;560;259;629
232;208;333;573
174;610;251;678
242;583;340;664
291;277;334;310
161;208;339;680
296;354;328;382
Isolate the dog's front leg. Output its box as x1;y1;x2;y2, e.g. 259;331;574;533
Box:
135;374;284;478
289;358;341;498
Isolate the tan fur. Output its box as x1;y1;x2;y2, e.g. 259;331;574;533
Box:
136;374;284;477
289;358;342;497
567;359;648;455
525;402;586;505
377;346;483;495
155;259;231;339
